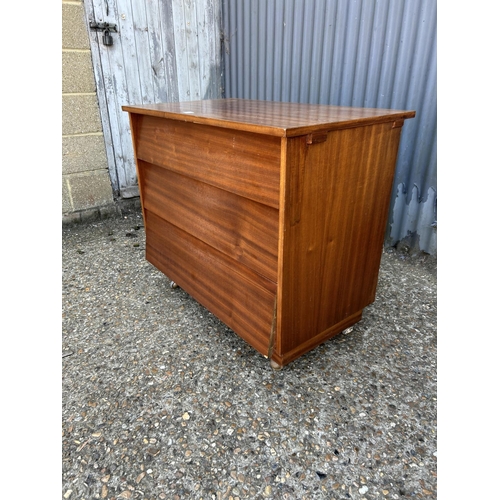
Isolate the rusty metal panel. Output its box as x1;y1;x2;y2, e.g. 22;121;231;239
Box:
222;0;437;254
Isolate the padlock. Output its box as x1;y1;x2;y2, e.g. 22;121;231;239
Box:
103;29;113;46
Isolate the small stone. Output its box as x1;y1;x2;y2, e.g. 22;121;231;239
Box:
316;472;327;479
359;486;368;494
182;412;190;420
264;485;272;497
382;490;389;495
136;472;146;483
118;492;131;499
63;490;72;499
101;475;110;483
101;485;108;498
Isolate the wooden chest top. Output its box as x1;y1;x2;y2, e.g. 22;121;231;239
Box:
123;98;416;137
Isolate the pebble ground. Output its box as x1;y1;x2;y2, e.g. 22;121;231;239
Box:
62;211;437;500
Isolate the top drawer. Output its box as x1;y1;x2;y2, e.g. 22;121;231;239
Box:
132;115;282;209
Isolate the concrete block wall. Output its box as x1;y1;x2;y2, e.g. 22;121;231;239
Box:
62;0;114;221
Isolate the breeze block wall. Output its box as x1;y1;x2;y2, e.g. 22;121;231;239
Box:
62;0;115;223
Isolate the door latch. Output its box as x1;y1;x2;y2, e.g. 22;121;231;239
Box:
89;22;118;46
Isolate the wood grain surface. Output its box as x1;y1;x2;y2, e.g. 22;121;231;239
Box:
275;122;404;364
133;114;281;208
146;210;276;356
124;98;416;137
140;160;279;282
125;100;415;367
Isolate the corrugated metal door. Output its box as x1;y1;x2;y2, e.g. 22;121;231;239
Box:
222;0;437;255
84;0;223;198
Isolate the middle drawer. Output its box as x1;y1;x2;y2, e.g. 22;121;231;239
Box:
140;160;279;282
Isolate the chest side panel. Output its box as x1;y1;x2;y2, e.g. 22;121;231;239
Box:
276;122;404;363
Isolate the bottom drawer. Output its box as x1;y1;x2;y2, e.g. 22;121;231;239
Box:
145;210;276;356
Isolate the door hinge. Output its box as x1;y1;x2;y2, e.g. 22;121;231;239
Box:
89;22;118;46
89;21;118;32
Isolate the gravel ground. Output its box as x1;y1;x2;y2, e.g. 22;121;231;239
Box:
62;210;437;500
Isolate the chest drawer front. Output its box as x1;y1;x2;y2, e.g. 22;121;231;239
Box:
146;211;276;356
134;115;281;209
140;160;279;282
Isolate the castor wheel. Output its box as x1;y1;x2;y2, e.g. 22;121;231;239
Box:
270;359;283;371
342;326;354;335
170;281;179;289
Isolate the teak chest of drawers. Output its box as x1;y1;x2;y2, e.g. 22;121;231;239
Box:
123;99;415;368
